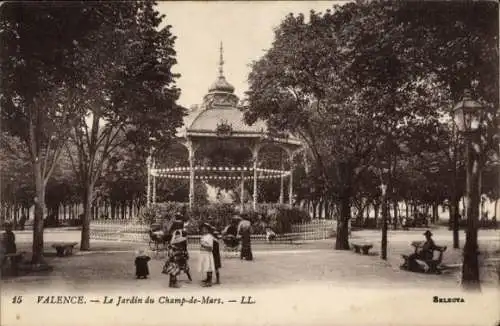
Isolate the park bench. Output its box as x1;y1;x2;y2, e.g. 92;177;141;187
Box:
52;242;78;257
1;252;24;276
401;241;447;274
351;242;373;255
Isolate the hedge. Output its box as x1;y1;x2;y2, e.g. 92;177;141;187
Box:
139;202;311;235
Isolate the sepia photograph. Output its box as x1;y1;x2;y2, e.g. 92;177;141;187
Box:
0;1;499;325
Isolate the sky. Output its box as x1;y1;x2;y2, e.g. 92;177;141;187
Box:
157;1;349;108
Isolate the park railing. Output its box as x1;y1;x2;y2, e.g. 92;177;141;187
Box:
90;219;336;244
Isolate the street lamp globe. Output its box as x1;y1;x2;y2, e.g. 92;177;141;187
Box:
452;89;484;133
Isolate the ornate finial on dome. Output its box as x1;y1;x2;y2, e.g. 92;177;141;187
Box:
219;41;224;77
207;42;235;93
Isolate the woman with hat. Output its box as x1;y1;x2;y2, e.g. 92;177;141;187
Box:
236;215;253;261
210;227;222;285
199;222;216;287
163;229;191;288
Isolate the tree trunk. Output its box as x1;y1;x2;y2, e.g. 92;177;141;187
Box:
450;195;460;249
381;189;389;260
80;182;93;251
32;160;45;264
393;200;398;230
365;202;370;221
432;203;438;223
335;191;350;250
494;198;498;219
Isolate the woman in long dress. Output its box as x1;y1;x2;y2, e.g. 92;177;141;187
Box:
211;229;222;284
237;216;253;261
199;223;215;287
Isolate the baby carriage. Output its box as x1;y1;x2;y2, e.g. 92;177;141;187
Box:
221;224;240;257
148;228;168;253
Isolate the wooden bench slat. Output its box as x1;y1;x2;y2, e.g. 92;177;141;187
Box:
402;242;447;273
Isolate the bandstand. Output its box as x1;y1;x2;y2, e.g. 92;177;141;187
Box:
146;44;303;211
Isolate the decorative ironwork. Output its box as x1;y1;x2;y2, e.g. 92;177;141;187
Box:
216;120;233;137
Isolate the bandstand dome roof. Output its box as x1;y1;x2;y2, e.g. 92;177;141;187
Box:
176;44;302;148
208;75;235;93
187;106;267;133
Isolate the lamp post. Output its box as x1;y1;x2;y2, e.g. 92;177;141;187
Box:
452;88;484;291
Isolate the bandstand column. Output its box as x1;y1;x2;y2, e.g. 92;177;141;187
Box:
152;158;157;204
187;141;196;211
240;171;245;213
252;147;260;211
288;151;296;207
279;159;284;204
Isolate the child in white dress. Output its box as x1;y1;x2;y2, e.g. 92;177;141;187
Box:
198;223;215;287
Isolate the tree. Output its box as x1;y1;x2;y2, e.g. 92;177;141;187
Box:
393;0;498;291
1;2;101;263
244;5;449;251
66;1;184;250
245;9;383;250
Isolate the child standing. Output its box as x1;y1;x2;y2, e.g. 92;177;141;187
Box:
134;249;151;279
199;223;215;287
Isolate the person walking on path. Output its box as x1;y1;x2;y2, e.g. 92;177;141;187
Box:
163;230;191;288
210;226;222;284
199;223;216;287
236;215;253;261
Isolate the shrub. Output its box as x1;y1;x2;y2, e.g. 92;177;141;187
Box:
43;213;60;228
139;206;161;225
141;202;310;235
437;218;498;230
68;217;83;227
268;207;311;234
138;202;189;225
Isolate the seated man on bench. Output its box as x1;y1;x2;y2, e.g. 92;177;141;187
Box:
405;230;438;273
